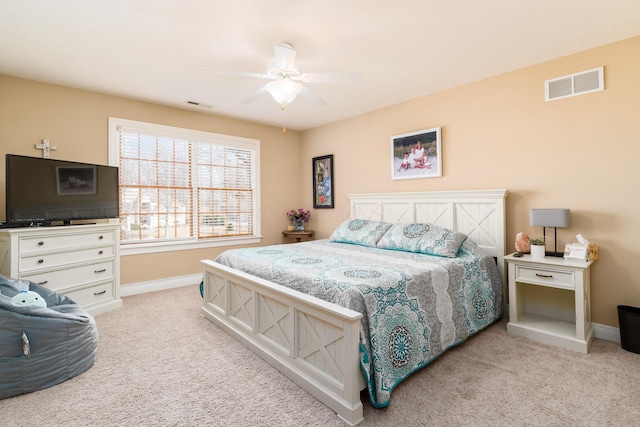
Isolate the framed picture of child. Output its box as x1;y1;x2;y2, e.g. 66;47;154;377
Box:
390;127;442;180
313;154;334;208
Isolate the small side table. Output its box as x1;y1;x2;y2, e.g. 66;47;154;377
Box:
281;230;314;243
504;253;594;353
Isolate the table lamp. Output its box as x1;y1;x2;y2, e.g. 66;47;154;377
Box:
529;208;570;257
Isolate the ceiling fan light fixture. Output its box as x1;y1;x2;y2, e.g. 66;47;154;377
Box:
265;79;302;107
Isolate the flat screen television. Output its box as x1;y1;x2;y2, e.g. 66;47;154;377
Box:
5;154;119;226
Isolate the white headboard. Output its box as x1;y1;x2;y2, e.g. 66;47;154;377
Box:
348;189;508;283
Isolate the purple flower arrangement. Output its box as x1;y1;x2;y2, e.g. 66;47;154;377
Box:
287;208;311;222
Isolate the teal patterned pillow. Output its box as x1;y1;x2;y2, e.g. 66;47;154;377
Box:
376;223;467;257
329;219;393;247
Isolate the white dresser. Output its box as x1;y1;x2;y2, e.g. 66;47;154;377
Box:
0;223;122;315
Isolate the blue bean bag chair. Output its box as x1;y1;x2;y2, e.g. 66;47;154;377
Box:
0;276;98;399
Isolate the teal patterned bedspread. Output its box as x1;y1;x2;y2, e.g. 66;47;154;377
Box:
215;239;503;408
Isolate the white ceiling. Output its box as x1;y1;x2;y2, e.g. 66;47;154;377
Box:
2;0;640;131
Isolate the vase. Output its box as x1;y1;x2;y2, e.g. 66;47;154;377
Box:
293;218;305;231
530;244;545;258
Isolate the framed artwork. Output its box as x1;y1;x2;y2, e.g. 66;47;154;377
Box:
390;127;442;180
56;166;97;195
313;154;334;209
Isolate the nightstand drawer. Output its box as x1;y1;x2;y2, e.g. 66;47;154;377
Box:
515;265;574;289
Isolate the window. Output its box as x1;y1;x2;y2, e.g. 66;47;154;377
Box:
108;118;261;255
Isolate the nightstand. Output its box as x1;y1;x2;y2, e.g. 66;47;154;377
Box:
281;230;314;243
504;253;594;353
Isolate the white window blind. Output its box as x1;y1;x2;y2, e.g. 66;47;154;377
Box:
196;144;255;239
109;118;260;251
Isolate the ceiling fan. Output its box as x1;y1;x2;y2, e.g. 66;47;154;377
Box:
204;42;362;109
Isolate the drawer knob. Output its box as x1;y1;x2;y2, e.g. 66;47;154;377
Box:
38;241;44;246
98;250;104;255
38;259;44;264
99;235;104;240
94;290;107;296
37;280;48;285
535;273;553;278
94;269;107;273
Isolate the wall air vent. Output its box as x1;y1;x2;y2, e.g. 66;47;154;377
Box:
545;66;604;102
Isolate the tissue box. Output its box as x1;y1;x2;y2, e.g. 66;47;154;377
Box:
564;243;598;261
564;243;588;261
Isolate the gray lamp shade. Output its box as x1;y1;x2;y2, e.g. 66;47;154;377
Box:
530;209;571;227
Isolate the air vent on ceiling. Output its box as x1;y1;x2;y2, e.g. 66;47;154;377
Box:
545;66;604;102
185;100;212;108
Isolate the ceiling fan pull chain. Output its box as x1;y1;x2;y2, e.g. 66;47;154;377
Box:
281;104;287;135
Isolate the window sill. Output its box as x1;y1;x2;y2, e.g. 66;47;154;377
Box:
119;235;262;256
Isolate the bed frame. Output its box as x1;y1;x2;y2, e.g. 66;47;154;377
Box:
200;189;507;425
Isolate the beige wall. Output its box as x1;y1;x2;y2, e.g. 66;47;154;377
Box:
2;35;639;327
302;35;640;327
0;75;304;285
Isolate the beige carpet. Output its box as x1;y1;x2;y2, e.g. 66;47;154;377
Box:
2;285;639;427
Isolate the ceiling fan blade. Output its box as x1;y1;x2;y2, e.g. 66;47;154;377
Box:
299;72;363;84
202;69;270;79
273;43;296;70
241;85;269;104
297;86;326;108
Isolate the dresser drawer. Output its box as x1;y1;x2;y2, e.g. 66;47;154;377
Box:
18;230;116;254
64;282;114;307
22;260;115;292
19;246;114;271
515;265;574;289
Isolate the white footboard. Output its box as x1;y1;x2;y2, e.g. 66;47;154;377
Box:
200;260;365;426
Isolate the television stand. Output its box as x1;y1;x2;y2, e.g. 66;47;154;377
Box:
0;223;122;316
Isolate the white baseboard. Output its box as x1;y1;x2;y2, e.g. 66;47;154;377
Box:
122;279;623;344
593;322;621;343
120;273;202;297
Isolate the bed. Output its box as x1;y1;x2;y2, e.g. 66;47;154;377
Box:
200;189;507;425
